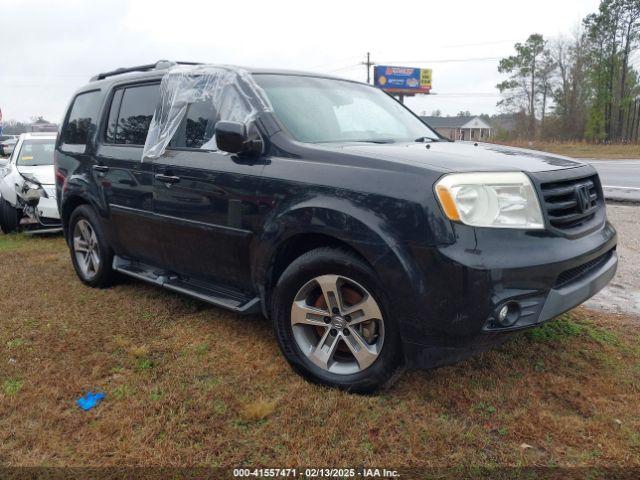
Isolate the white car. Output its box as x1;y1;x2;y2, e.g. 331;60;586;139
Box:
0;132;61;233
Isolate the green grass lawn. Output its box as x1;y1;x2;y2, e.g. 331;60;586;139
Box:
0;233;638;468
493;141;640;159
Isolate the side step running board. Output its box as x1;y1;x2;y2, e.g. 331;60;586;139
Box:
112;256;261;314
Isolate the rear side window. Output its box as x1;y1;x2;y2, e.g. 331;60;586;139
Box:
62;91;101;145
106;83;160;146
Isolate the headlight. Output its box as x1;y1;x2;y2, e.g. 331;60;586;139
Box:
435;172;544;229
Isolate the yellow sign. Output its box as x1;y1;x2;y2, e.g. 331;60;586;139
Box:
420;69;432;89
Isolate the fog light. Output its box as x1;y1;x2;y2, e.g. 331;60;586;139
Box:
496;302;520;327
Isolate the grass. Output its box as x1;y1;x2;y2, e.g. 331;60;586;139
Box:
2;378;23;396
0;233;639;467
491;140;640;159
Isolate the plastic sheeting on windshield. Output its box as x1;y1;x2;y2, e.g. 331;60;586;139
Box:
142;64;270;161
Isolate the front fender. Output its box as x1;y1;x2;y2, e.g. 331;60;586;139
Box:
253;195;426;312
0;171;19;206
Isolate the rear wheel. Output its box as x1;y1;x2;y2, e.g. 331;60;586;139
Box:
69;205;115;288
0;197;20;234
272;248;403;393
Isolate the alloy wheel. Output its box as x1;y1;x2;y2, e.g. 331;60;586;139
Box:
290;274;385;375
73;219;101;280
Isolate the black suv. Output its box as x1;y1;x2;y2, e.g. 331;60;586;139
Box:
55;61;617;392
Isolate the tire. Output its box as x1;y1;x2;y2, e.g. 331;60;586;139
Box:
68;205;116;288
271;247;403;393
0;197;20;234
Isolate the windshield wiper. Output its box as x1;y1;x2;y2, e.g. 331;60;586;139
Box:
352;139;397;144
414;136;442;143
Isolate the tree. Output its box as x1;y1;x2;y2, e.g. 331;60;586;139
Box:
615;0;640;139
496;34;549;137
495;0;640;142
550;32;590;139
584;0;640;141
538;50;556;128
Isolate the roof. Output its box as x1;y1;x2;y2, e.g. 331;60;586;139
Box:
88;60;357;85
421;116;491;129
78;60;370;99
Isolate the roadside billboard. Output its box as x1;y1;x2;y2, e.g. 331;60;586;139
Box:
374;65;432;94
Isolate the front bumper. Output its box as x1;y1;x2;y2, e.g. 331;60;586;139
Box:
400;219;618;369
537;249;616;323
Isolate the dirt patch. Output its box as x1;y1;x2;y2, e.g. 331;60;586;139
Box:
0;235;639;467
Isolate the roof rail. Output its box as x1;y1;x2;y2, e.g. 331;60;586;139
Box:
90;60;202;82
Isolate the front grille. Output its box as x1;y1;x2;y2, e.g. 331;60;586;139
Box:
554;249;613;288
540;175;601;230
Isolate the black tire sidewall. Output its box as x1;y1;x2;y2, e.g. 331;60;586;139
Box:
0;198;19;234
68;205;114;288
272;248;403;393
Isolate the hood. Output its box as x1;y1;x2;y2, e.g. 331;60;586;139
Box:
319;141;584;173
16;165;55;186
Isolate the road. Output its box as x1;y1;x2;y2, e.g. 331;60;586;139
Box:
584;203;640;316
584;159;640;202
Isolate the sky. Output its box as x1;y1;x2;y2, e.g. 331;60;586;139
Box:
0;0;601;123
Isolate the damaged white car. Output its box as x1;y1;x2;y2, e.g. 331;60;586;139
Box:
0;132;62;234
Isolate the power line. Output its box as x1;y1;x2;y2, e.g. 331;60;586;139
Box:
0;74;88;78
431;92;501;97
441;39;516;49
0;83;74;88
376;56;501;64
307;56;363;71
327;63;363;73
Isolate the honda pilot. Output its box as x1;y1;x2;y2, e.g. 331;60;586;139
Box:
55;61;617;392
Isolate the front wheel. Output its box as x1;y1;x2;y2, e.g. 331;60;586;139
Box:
271;248;403;393
69;205;115;288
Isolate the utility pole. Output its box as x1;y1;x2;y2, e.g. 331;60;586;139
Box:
363;52;374;84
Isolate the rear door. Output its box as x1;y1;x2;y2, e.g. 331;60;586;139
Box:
152;96;265;293
94;82;164;266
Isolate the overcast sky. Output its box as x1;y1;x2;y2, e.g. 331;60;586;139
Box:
0;0;600;123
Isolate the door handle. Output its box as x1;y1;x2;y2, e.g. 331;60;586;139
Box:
93;165;109;173
155;173;181;185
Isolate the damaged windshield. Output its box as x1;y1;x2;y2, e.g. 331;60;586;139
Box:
17;139;55;166
253;74;439;144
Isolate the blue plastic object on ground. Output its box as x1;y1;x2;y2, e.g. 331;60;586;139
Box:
76;391;105;411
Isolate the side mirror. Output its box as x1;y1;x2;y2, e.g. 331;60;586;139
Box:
215;121;263;156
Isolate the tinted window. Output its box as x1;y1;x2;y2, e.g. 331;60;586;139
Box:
17;139;56;166
170;98;217;149
105;89;124;144
112;84;159;145
62;91;101;145
168;87;252;150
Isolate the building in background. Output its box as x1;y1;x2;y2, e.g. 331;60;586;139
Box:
420;115;493;141
29;117;58;133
